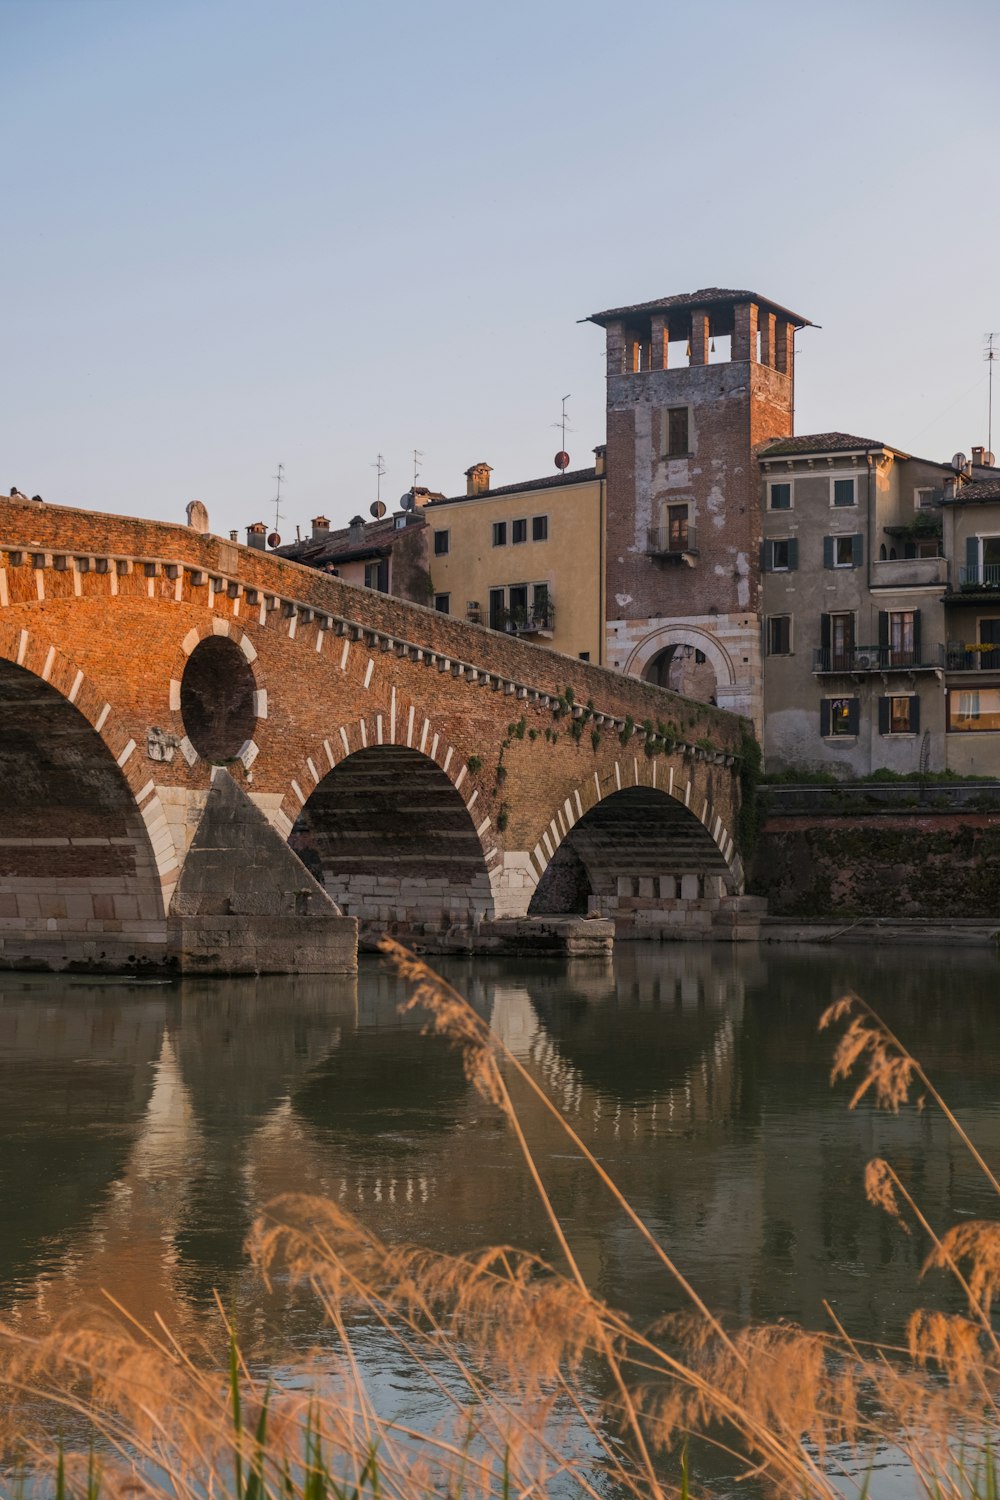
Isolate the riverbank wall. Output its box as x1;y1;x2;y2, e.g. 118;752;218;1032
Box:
752;782;1000;922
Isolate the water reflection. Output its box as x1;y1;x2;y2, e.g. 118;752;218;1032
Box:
0;944;997;1364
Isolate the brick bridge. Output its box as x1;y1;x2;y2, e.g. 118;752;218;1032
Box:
0;497;756;972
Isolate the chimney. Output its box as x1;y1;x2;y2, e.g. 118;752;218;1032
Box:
593;444;607;478
348;514;366;545
465;462;493;497
943;475;958;500
973;446;986;467
311;514;330;541
246;521;268;551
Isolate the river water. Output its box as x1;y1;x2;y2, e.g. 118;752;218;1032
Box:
1;942;998;1488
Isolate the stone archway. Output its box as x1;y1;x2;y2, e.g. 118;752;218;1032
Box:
291;745;496;940
624;624;737;698
0;657;166;969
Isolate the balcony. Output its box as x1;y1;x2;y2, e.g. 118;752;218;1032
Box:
957;564;1000;590
943;643;1000;672
646;524;698;561
872;555;948;587
813;646;940;674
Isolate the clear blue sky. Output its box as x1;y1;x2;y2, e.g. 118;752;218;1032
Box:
3;0;998;540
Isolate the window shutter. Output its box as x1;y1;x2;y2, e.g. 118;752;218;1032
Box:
823;536;834;569
910;695;921;734
820;699;831;736
878;611;889;649
760;540;771;572
787;537;798;571
912;610;922;664
847;699;861;735
878;697;890;735
820;613;831;651
967;536;979;577
852;533;865;567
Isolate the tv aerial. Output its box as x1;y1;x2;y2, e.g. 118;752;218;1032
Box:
552;394;572;472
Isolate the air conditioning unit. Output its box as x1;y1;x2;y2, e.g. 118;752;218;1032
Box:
853;650;878;670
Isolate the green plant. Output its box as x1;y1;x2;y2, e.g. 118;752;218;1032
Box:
619;714;634;746
466;755;482;774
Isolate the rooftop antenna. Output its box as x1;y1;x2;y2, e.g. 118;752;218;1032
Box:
552;393;573;473
271;463;285;534
986;334;999;457
412;448;423;489
371;453;386;505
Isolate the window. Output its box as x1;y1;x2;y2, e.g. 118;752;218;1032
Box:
767;616;791;655
948;689;1000;732
833;478;856;508
578;651;590;662
508;583;529;625
666;407;690;456
532;515;548;541
492;521;507;547
364;559;388;592
512;518;527;544
821;612;856;670
824;533;863;568
821;697;859;737
668;504;689;551
879;695;919;735
762;537;797;571
769;482;791;511
434;593;450;614
488;588;505;630
889;610;915;665
394;515;407;530
915;487;942;509
434;530;449;556
532;582;550;625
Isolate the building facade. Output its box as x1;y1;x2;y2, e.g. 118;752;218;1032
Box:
423;456;606;664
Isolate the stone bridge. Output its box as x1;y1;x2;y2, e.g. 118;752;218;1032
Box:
0;497;756;971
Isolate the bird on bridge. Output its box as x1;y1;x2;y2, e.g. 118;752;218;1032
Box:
9;487;30;501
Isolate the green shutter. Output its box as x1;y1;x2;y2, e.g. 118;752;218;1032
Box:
820;699;831;736
760;540;771;572
823;536;834;569
847;699;861;735
910;696;921;734
852;533;864;567
912;610;922;665
787;537;798;571
878;611;889;649
878;697;890;735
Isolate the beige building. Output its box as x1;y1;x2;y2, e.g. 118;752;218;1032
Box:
423;453;607;664
759;434;951;774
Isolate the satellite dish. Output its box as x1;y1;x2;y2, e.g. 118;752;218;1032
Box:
267;532;281;548
986;453;996;468
370;500;386;519
554;451;570;471
952;452;969;472
399;490;415;511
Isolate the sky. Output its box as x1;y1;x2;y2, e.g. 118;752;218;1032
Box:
3;0;999;542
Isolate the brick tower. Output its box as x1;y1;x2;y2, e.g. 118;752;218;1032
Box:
587;287;811;728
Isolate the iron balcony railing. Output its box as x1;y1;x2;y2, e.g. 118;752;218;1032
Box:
646;524;698;557
959;563;1000;589
943;643;1000;671
813;645;938;673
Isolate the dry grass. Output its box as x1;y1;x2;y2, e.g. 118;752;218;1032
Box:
0;964;998;1499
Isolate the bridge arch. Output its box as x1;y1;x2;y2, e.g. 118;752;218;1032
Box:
526;761;742;929
171;621;268;770
290;741;497;939
0;629;173;967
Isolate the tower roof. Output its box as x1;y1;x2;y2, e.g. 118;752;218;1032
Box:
585;287;813;329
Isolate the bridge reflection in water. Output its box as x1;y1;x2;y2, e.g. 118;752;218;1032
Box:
1;945;1000;1363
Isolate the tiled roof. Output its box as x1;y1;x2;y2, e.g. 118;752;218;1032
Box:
428;466;598;507
276;513;424;566
586;287;812;328
759;432;889;457
941;478;1000;505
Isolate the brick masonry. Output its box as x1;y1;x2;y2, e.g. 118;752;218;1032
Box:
0;497;752;966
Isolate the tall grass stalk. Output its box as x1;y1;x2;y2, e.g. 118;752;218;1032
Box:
0;961;998;1498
